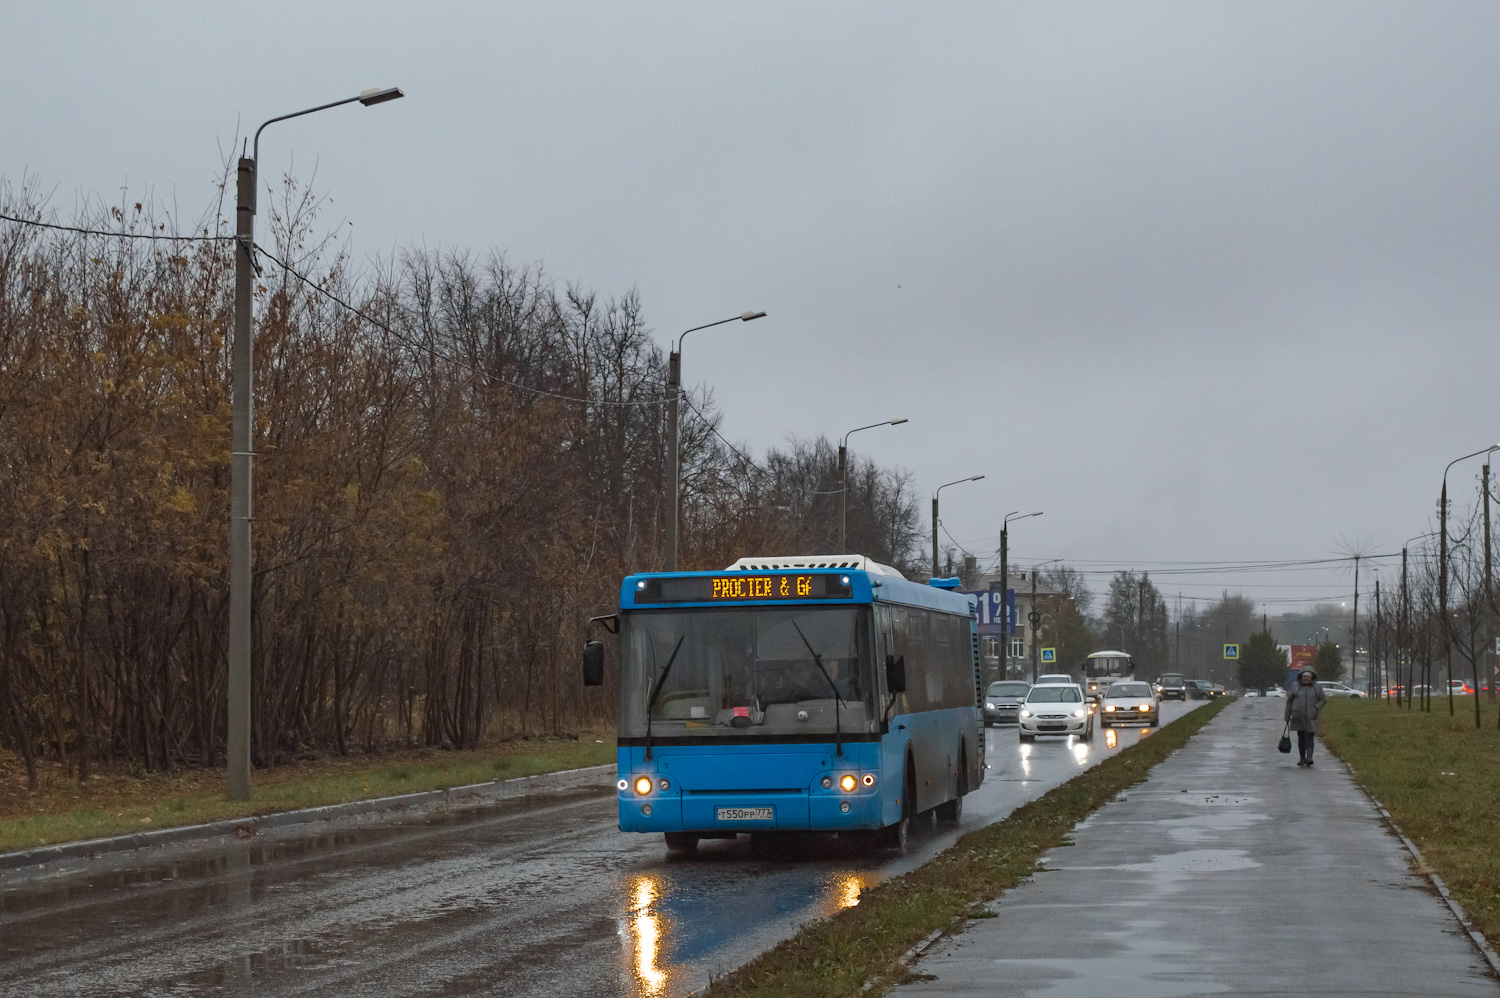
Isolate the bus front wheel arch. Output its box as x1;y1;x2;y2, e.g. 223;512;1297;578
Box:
879;757;916;851
936;743;966;825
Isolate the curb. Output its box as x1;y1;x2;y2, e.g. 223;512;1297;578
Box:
0;762;616;875
1337;755;1500;979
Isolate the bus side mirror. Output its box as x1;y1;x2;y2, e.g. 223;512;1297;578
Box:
885;654;907;694
582;641;605;686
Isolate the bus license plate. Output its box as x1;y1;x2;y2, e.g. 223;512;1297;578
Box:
717;806;773;821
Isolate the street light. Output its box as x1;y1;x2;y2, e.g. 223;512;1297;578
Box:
999;511;1043;681
932;475;984;578
1439;444;1500;721
662;311;766;570
838;419;908;553
1029;558;1063;683
228;86;405;802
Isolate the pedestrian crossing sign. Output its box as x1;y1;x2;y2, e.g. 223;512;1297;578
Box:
1040;647;1056;664
1224;644;1240;660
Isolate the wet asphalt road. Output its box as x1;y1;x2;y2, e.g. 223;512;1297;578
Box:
0;701;1204;998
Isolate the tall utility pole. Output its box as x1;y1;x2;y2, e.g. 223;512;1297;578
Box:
1400;546;1409;710
662;311;766;570
1027;558;1061;683
838;419;907;553
932;475;984;578
1483;462;1495;718
1440;446;1499;719
1030;568;1041;683
1373;580;1381;701
999;529;1009;678
1350;554;1360;694
997;511;1041;680
229;153;255;801
228;86;404;802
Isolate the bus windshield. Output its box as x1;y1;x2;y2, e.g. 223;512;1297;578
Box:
620;606;875;738
1084;653;1133;679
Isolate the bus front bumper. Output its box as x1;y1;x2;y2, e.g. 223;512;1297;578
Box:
619;790;885;833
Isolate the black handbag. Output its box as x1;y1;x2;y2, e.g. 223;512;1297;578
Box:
1278;721;1292;754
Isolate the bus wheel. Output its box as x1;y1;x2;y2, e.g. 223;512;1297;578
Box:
936;748;966;825
664;832;699;853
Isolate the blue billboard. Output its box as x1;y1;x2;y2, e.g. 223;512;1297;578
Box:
966;589;1015;636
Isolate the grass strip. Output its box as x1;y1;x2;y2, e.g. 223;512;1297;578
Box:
705;697;1232;998
1320;699;1500;947
0;736;615;854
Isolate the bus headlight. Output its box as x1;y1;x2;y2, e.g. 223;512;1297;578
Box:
658;778;670;791
634;776;653;796
862;774;876;787
839;774;857;792
821;776;833;789
618;779;630;790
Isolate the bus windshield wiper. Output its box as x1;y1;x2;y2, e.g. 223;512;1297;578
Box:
791;620;845;758
643;635;685;761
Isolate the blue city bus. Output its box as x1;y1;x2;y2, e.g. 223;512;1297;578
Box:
581;555;985;852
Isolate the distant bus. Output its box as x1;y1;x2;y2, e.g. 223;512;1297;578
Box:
582;555;985;853
1082;650;1135;699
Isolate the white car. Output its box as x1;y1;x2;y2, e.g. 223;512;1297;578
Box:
1263;687;1286;698
1317;681;1364;699
1018;682;1094;742
1099;681;1159;727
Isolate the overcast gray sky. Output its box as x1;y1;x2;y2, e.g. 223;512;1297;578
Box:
5;2;1498;612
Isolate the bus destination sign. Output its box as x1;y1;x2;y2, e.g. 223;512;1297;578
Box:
635;573;853;604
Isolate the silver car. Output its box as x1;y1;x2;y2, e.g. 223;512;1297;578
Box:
1099;681;1159;727
984;680;1031;726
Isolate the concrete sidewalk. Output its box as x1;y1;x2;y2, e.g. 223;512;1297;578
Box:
894;697;1499;998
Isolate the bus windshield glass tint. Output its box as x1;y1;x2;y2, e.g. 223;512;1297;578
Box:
620;607;875;738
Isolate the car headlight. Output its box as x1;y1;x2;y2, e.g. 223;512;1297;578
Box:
1071;708;1086;718
634;776;653;796
1020;709;1033;718
985;702;995;709
1104;704;1116;712
1139;703;1153;711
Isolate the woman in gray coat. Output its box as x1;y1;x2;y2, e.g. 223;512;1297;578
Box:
1285;669;1327;766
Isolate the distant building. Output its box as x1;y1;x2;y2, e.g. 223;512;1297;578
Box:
966;569;1070;681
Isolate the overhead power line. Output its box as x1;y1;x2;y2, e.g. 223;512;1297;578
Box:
252;241;671;409
0;211;232;242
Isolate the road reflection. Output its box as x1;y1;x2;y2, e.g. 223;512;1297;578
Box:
626;875;669;996
837;873;864;909
1105;728;1118;749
